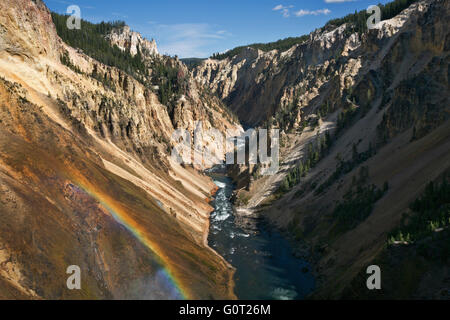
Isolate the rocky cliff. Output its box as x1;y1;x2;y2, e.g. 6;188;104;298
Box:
193;0;447;131
0;0;240;299
1;0;448;300
194;0;449;299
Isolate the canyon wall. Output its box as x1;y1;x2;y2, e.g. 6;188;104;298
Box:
0;0;239;299
194;0;449;298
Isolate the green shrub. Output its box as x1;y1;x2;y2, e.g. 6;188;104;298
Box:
388;176;450;245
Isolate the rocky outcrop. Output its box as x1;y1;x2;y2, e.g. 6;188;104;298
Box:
192;24;359;126
192;0;435;129
195;0;449;299
0;0;239;299
106;25;158;57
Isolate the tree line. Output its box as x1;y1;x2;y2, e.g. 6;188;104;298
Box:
211;35;309;61
212;0;418;61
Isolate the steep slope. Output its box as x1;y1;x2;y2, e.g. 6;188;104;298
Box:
0;0;240;299
193;0;445;130
194;0;449;298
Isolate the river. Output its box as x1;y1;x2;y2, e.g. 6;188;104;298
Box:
207;172;315;300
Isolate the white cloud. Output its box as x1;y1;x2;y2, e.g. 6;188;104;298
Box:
142;23;231;58
273;4;332;18
294;8;331;17
112;12;128;19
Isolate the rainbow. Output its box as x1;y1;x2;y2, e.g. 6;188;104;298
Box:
70;176;190;300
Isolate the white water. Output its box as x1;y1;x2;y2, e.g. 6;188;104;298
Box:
208;175;315;300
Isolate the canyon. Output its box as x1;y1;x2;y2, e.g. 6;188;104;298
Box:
0;0;448;300
194;0;449;299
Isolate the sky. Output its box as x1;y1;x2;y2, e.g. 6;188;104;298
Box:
44;0;393;58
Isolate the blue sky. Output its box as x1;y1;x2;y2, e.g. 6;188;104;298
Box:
45;0;393;58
